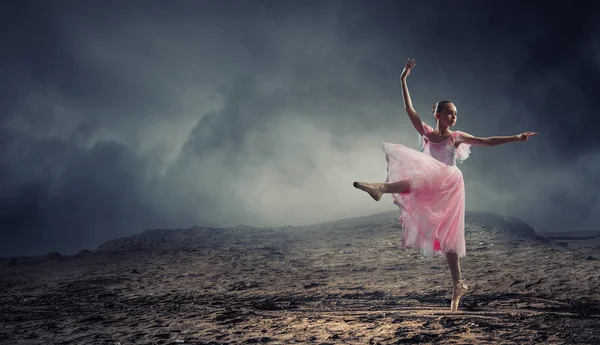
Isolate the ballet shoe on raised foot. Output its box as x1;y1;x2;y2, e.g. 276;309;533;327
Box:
450;280;468;312
353;181;383;201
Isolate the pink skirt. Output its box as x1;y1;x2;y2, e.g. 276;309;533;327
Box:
381;142;467;257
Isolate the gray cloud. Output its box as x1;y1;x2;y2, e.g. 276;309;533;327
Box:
2;1;599;256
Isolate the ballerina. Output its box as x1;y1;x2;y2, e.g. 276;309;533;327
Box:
353;58;537;312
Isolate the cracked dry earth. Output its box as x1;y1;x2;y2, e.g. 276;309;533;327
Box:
2;211;600;345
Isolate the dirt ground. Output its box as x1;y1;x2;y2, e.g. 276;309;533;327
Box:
2;211;600;344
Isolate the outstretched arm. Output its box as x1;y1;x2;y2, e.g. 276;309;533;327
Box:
458;131;538;147
400;58;425;135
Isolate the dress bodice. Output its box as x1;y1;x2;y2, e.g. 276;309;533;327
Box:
419;122;472;166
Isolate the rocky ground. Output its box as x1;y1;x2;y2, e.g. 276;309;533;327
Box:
1;211;600;345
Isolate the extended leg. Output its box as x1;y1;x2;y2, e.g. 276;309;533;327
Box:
353;180;411;201
446;252;468;312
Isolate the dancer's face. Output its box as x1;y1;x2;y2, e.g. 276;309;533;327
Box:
436;103;457;127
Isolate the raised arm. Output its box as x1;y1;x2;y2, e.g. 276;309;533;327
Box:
457;131;538;147
400;58;425;135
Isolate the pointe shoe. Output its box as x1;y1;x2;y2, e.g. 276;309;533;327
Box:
353;181;383;201
450;280;468;312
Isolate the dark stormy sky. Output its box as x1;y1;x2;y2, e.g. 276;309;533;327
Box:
2;0;599;256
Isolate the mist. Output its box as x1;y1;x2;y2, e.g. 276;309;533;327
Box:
2;0;599;256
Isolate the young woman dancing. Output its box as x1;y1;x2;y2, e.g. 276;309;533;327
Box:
353;58;537;312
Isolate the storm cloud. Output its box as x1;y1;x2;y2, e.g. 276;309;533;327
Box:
2;0;599;256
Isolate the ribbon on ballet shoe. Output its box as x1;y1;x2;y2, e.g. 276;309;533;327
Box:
353;182;383;201
450;280;468;312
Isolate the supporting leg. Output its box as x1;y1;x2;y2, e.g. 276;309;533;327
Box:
446;252;468;312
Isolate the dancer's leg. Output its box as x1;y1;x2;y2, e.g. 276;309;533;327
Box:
353;180;411;201
382;180;411;193
446;252;468;312
446;252;461;282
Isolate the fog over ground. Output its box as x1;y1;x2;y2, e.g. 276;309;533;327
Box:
2;0;599;256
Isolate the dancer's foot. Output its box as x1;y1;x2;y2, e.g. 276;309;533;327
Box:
353;181;384;201
450;280;468;312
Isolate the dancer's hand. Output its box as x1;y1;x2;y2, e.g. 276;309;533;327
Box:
401;58;416;80
517;132;538;142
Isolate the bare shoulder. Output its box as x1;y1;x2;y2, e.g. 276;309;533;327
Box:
453;130;471;141
454;131;490;146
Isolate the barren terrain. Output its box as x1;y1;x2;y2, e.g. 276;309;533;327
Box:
2;211;600;344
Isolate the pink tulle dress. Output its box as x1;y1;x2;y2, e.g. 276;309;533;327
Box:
381;122;472;257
